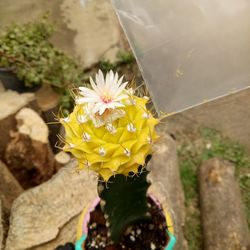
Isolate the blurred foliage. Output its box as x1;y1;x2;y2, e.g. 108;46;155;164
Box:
117;51;135;65
0;13;86;114
179;127;250;250
99;51;135;72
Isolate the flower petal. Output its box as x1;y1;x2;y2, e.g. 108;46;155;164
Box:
115;93;128;101
96;70;105;89
99;105;107;115
115;82;128;96
90;76;101;95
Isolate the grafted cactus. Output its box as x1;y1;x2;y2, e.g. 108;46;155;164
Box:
60;70;159;243
98;157;151;243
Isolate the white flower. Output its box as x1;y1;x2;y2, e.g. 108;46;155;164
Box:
76;70;128;115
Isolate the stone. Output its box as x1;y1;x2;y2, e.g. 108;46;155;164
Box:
35;84;61;152
35;85;60;113
0;80;5;93
5;160;97;250
0;90;38;158
0;91;36;124
149;131;188;250
199;158;250;250
16;107;49;143
166;88;250;153
30;214;80;250
4;108;54;188
54;151;71;171
0;161;23;211
61;0;122;68
35;84;61;151
0;200;3;250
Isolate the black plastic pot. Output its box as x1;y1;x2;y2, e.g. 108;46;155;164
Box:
0;68;40;93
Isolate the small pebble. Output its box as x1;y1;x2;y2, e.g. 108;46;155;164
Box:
91;240;96;247
150;242;156;250
124;226;132;235
99;242;106;247
129;235;136;242
136;228;142;235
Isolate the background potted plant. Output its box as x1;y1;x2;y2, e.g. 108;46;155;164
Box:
0;14;84;114
59;70;176;249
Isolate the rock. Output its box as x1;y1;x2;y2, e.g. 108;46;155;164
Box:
4;108;54;188
35;85;61;151
35;85;60;113
16;107;49;143
0;80;5;93
0;161;23;211
199;158;250;250
0;200;3;250
0;90;38;159
30;214;80;250
167;88;250;153
61;0;122;68
0;91;37;127
5;160;97;250
149;131;188;250
54;151;71;171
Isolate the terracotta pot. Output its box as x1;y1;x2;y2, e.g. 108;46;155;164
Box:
75;194;176;250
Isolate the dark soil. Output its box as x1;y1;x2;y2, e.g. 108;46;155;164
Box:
84;197;169;250
55;242;75;250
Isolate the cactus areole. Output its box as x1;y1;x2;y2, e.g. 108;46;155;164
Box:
60;70;176;249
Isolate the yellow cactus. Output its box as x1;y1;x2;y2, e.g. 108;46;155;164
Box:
60;70;159;181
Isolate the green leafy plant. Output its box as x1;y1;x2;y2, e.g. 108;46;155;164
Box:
99;51;135;72
0;14;85;113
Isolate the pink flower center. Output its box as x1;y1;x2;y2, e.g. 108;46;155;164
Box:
101;94;113;103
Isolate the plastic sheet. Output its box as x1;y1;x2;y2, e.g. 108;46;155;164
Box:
112;0;250;114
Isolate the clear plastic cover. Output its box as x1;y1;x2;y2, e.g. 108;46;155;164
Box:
112;0;250;114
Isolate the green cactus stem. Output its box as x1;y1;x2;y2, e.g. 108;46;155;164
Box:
98;156;152;243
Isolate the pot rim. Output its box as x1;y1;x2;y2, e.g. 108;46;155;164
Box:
75;193;176;250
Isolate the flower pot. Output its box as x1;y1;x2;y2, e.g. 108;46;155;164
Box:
76;195;176;250
0;68;40;93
